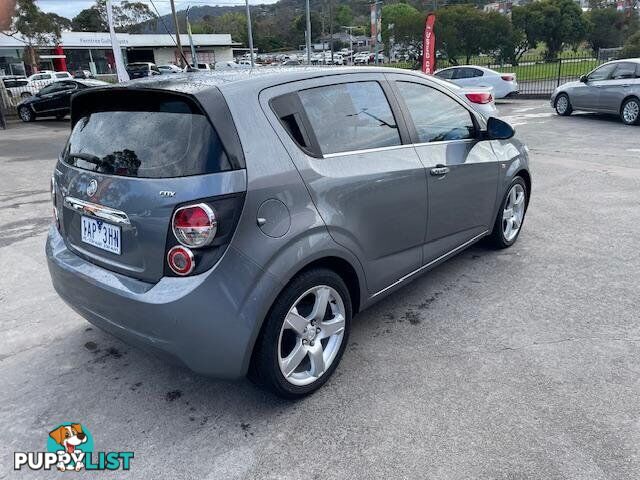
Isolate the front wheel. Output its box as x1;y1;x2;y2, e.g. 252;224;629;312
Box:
250;268;351;398
620;97;640;125
554;93;572;116
18;106;35;122
487;177;528;249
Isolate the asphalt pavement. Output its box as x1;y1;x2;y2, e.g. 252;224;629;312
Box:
1;101;639;479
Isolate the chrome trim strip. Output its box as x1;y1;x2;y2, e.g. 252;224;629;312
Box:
322;144;411;158
371;230;489;298
322;138;478;159
64;196;131;225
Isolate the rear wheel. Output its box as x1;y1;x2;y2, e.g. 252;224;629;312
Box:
18;106;35;123
555;93;572;116
20;92;31;99
487;177;528;249
250;268;351;398
620;97;640;125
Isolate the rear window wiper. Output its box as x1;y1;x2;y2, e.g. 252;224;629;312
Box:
66;152;106;168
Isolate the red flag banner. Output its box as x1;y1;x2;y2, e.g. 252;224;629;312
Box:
422;13;436;75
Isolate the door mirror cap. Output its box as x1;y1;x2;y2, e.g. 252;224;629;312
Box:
485;117;515;140
580;75;588;83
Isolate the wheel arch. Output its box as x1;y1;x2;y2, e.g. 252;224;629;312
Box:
620;95;640;115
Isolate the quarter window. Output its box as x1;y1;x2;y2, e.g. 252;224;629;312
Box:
298;81;401;155
396;82;475;143
611;62;637;80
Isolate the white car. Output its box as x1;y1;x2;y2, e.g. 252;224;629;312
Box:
2;76;40;99
27;70;73;86
158;64;182;74
426;75;498;117
434;65;518;99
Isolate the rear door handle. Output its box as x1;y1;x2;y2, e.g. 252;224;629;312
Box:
430;165;449;176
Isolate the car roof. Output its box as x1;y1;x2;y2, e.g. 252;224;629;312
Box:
110;66;434;96
77;79;110;87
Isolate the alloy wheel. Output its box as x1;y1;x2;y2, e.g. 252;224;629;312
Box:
623;100;639;124
19;107;32;122
277;285;346;386
502;184;526;242
556;95;568;114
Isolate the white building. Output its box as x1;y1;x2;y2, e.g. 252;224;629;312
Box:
0;31;240;76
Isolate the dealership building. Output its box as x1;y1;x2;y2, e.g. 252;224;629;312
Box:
0;31;240;76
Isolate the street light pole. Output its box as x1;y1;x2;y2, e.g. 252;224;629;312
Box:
305;0;312;64
245;0;255;68
169;0;185;67
186;6;198;67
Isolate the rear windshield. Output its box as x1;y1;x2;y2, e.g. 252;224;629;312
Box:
63;97;231;178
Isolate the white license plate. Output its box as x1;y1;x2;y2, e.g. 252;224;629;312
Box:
81;216;121;255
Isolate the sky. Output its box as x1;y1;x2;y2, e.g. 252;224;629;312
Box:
35;0;277;20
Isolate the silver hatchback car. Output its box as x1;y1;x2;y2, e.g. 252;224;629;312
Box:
47;68;531;398
551;58;640;125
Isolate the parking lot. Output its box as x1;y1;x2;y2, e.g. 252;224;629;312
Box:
1;99;639;479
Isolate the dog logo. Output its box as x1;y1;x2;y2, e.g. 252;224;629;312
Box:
14;422;133;472
86;179;98;197
49;424;88;471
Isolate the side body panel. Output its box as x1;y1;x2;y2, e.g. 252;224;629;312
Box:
256;73;429;295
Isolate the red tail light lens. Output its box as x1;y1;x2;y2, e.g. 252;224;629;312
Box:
172;203;217;248
465;92;493;104
167;246;195;276
501;75;514;82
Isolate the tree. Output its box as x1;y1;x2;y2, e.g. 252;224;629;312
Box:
620;31;640;58
511;0;587;60
335;5;353;29
436;5;486;64
586;7;638;53
381;3;424;59
71;0;156;33
8;0;61;73
47;12;72;32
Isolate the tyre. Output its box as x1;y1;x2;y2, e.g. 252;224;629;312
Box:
487;176;528;249
554;93;572;116
250;268;352;399
18;106;35;123
620;97;640;125
20;92;31;99
55;113;66;120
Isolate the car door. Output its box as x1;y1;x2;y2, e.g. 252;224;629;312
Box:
30;83;61;112
388;74;500;262
49;81;79;112
598;62;637;113
261;74;428;295
571;63;617;110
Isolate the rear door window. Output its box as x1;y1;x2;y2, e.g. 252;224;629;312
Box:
298;81;401;155
63;96;231;178
435;69;454;80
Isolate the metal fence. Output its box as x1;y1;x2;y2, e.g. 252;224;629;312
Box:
1;79;54;118
390;52;608;98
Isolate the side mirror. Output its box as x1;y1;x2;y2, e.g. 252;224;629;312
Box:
580;75;588;83
486;117;515;140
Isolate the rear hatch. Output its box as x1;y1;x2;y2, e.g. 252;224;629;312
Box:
54;88;246;283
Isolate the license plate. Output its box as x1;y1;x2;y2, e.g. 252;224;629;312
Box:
81;216;121;255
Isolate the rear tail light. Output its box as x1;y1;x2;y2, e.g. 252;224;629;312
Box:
465;92;493;104
167;246;195;276
172;203;217;248
501;74;515;82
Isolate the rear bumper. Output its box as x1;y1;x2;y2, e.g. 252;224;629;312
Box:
46;226;282;379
